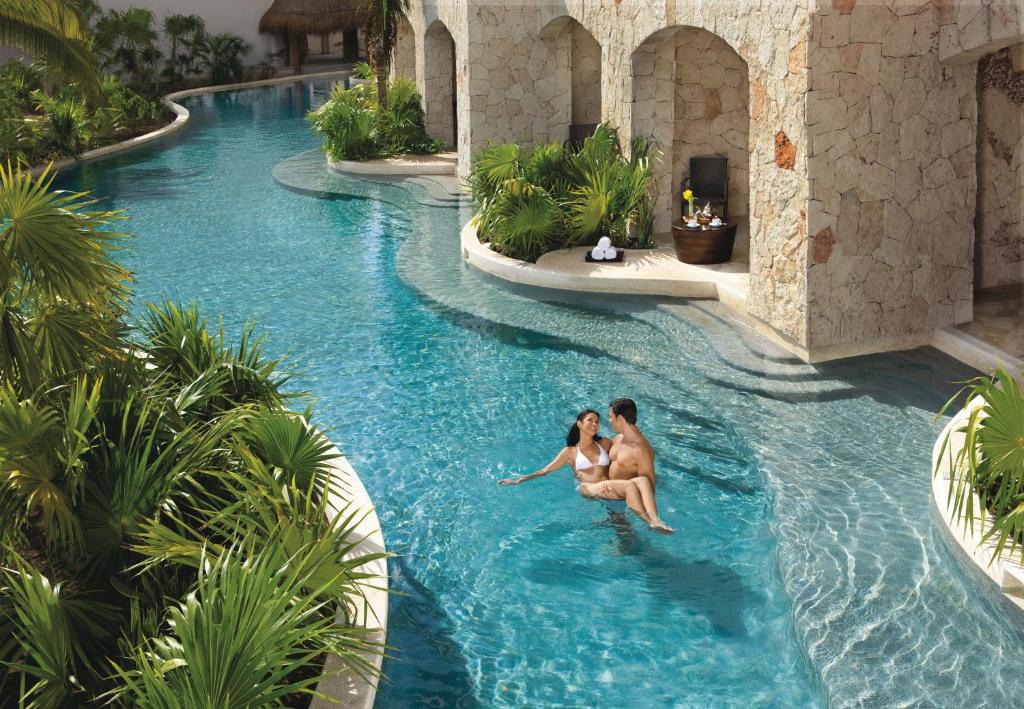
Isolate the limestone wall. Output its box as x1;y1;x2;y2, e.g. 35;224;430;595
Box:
424;21;457;147
464;3;572;150
804;2;978;354
941;0;1024;62
393;16;417;81
571;23;601;125
976;42;1024;288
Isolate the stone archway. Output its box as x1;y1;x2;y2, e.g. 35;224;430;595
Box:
424;20;457;148
392;14;416;82
631;26;750;243
537;17;603;143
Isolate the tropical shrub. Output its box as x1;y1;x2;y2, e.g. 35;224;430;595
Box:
207;32;251;85
91;7;162;93
0;164;387;705
307;78;444;161
0;65;165;165
30;89;91;157
353;60;374;80
161;13;207;89
936;367;1024;560
468;122;657;261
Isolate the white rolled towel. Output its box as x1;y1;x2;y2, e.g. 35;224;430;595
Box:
597;236;612;250
604;246;617;260
591;246;606;260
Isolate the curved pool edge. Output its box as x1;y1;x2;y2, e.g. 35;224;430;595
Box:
312;436;389;709
931;401;1024;613
29;70;352;179
328;152;457;176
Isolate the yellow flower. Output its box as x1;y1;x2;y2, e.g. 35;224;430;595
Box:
682;189;693;201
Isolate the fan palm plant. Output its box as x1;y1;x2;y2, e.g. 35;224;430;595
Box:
0;163;130;393
936;366;1024;561
0;0;99;94
485;178;561;263
206;32;250;85
92;7;161;92
110;543;383;705
0;552;121;706
30;89;90;157
361;0;409;110
161;13;206;89
563;124;654;248
139;300;294;419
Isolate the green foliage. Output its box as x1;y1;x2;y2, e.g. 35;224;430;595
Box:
0;165;387;705
0;163;130;392
485;178;560;263
91;7;161;93
99;75;160;129
30;89;90;157
362;0;409;110
353;60;374;80
0;60;164;166
160;13;206;89
206;32;250;85
109;544;382;706
0;0;100;94
468;122;657;261
936;367;1024;562
308;78;444;161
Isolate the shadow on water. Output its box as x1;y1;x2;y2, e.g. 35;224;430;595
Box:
525;511;755;638
659;459;759;497
382;556;481;708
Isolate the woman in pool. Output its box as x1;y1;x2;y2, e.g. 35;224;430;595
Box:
498;409;671;532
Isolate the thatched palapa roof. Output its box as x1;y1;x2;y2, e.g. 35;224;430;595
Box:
259;0;362;35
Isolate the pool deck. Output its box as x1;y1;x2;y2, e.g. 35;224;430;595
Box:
329;151;458;176
460;221;750;310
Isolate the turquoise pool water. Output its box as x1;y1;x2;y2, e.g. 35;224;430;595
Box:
58;81;1024;707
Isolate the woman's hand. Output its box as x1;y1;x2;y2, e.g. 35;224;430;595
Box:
498;477;521;486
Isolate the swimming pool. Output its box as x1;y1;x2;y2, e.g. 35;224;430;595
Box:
60;80;1024;707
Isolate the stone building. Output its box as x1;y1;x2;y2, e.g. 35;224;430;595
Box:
391;0;1023;363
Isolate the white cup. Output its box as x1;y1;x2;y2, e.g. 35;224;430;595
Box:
710;218;722;227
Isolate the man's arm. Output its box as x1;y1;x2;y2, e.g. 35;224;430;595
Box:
633;444;656;485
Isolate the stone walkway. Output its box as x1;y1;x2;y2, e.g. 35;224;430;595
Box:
955;285;1024;363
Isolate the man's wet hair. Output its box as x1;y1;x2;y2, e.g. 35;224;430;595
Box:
609;398;638;425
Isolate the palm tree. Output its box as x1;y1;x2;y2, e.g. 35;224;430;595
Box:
161;13;206;88
206;32;251;85
362;0;408;110
92;7;160;92
0;0;99;91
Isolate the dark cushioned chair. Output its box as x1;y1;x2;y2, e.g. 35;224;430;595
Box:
682;156;729;220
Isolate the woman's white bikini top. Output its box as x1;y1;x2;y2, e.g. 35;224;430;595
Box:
575;443;610;471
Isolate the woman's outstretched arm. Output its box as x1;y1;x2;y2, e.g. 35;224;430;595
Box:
498;447;571;485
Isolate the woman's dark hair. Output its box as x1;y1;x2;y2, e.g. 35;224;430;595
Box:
566;409;603;447
609;398;638;425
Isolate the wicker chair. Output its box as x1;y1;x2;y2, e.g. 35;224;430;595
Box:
682;156;729;220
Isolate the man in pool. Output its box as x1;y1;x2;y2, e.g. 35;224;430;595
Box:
582;398;674;533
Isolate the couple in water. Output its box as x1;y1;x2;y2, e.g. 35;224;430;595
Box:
499;398;674;533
